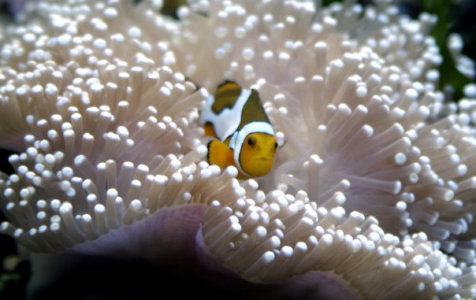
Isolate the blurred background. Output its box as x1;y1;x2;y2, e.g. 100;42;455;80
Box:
0;0;474;298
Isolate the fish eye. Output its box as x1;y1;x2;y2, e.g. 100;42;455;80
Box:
247;137;255;146
274;142;278;149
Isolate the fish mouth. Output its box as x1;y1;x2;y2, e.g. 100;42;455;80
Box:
254;157;272;162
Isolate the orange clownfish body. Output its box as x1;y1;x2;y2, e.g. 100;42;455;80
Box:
200;80;277;179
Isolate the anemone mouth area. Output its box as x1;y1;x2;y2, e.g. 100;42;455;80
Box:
28;202;362;300
278;271;362;300
70;204;208;262
28;253;361;300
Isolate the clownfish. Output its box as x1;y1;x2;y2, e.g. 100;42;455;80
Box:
200;80;278;179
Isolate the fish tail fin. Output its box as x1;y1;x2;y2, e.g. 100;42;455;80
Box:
207;139;235;169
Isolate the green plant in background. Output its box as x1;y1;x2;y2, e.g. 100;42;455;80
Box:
418;0;473;100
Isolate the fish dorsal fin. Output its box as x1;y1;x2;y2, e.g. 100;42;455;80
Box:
211;81;243;114
237;89;270;130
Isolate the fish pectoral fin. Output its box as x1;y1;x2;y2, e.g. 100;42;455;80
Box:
207;139;235;169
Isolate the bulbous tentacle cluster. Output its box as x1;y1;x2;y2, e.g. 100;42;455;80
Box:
0;0;475;299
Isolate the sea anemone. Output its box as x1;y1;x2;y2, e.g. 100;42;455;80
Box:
0;0;475;299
